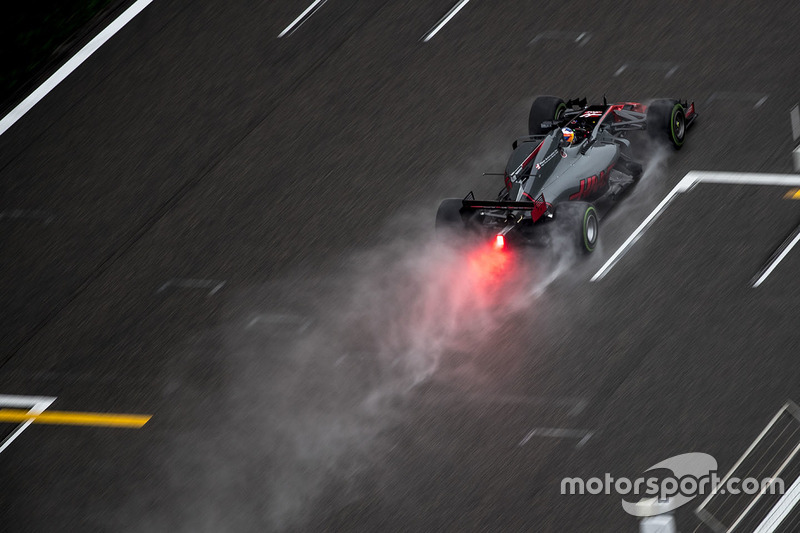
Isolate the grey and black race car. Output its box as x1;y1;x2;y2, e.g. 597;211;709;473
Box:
436;96;697;252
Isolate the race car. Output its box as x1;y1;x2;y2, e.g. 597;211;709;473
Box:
436;96;697;252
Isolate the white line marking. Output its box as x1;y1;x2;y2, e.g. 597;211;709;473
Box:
791;105;800;142
422;0;471;42
590;174;694;281
0;209;55;224
157;278;226;296
518;427;595;448
0;0;155;138
752;227;800;287
794;146;800;172
613;64;627;76
727;440;800;532
753;475;800;533
277;0;327;38
0;395;56;455
592;171;800;281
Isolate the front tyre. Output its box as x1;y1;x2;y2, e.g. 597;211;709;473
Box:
528;96;567;136
556;202;599;253
647;99;686;149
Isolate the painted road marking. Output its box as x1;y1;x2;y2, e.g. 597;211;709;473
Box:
613;61;679;79
790;105;800;142
592;171;800;282
706;91;769;109
529;30;591;47
0;0;155;137
753;476;800;533
785;188;800;199
0;409;150;428
157;278;225;296
794;146;800;172
696;402;800;532
0;209;55;225
0;395;55;454
277;0;328;38
751;223;800;288
422;0;471;42
519;427;595;448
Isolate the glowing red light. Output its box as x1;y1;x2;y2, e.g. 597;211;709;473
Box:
494;234;505;249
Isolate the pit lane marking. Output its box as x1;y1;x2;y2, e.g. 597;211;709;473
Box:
0;409;151;428
277;0;328;38
157;278;226;296
0;0;155;137
784;189;800;200
751;223;800;288
592;171;800;282
421;0;471;42
518;427;595;449
0;395;55;454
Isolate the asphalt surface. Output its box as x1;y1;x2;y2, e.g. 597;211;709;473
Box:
1;0;800;531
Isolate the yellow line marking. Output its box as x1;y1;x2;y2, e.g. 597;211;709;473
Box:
0;409;151;428
785;188;800;199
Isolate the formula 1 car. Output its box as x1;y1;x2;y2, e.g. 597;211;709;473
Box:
436;96;697;252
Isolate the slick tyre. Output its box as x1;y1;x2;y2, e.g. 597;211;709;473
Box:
646;99;686;149
528;96;567;136
556;202;598;253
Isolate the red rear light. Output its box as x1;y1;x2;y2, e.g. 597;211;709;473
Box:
494;234;505;249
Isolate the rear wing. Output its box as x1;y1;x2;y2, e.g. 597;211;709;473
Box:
462;192;551;223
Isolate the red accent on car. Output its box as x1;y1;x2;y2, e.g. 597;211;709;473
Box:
520;140;545;170
529;193;548;222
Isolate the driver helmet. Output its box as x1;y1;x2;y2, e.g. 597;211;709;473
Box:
561;127;575;145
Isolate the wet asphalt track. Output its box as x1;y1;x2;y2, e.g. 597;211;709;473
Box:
1;1;800;531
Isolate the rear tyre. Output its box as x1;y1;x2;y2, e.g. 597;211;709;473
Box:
555;201;598;253
647;99;686;149
435;198;466;232
528;96;567;136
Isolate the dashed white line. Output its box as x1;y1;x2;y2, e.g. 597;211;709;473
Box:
277;0;328;38
519;427;595;448
0;0;155;138
422;0;471;42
